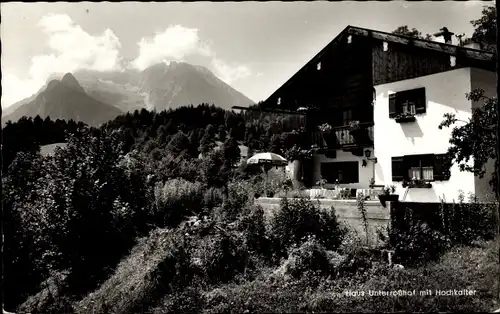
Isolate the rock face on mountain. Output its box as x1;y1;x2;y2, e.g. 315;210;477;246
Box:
137;62;254;111
71;61;255;112
2;73;123;127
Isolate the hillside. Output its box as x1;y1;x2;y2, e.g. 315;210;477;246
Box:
2;73;124;127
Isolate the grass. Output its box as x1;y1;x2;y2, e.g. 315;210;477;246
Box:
201;238;499;313
74;228;186;314
65;231;498;313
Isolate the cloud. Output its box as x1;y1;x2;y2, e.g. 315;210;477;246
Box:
210;58;252;84
131;25;212;70
132;25;251;84
2;13;122;107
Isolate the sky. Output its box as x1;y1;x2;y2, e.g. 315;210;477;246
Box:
1;1;494;108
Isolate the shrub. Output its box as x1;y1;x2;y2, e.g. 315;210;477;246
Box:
153;179;205;227
217;180;255;222
284;237;332;279
390;221;452;266
270;197;346;257
203;187;224;210
238;205;272;259
194;229;250;285
444;194;497;244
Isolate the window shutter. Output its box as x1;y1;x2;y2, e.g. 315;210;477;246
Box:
389;93;397;118
433;153;452;181
412;88;426;114
420;153;434;167
391;156;405;181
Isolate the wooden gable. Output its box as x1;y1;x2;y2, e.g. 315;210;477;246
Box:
262;25;495;115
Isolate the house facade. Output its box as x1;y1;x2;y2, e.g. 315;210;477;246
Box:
259;26;496;203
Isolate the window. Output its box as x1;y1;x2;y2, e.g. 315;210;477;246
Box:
342;109;353;125
388;87;426;118
347;35;352;44
383;41;389;52
321;161;359;184
317;62;322;70
391;153;452;182
277;97;281;105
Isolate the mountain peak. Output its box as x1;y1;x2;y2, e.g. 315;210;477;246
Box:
60;73;85;93
45;79;61;92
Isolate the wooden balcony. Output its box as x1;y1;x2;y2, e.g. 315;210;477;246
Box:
309;122;374;152
334;124;374;149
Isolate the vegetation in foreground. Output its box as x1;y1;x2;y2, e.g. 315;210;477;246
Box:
4;117;498;312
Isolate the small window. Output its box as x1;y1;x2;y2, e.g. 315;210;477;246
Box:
391;154;451;182
277;97;281;105
383;41;389;51
321;161;359;184
388;87;426;118
317;62;322;70
347;35;352;44
450;55;456;67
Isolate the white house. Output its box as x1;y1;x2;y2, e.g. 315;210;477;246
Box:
373;67;496;202
257;25;496;203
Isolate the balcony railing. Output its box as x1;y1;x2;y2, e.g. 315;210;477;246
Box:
334;124;374;148
309;123;374;150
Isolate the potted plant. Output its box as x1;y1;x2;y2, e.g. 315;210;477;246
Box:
318;123;333;133
316;177;328;189
348;120;361;130
282;177;293;196
378;185;399;207
369;177;375;188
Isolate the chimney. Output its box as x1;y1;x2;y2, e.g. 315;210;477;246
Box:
433;27;454;45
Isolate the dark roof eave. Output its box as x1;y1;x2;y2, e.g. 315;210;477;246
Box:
263;25;495;107
347;27;495;62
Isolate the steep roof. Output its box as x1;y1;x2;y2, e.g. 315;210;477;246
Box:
264;25;496;105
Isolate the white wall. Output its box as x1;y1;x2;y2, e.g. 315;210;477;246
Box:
471;68;497;201
374;68;479;202
312;148;375;189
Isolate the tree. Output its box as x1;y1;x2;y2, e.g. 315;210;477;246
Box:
217;125;227;142
167;131;191;155
439;89;497;195
392;25;433;40
222;136;241;167
269;134;283;154
188;130;201;158
470;5;496;53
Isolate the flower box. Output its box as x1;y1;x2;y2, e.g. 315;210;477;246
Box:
378;194;399;208
402;180;432;189
395;115;416;123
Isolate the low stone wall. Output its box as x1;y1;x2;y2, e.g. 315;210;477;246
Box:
255;198;391;247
